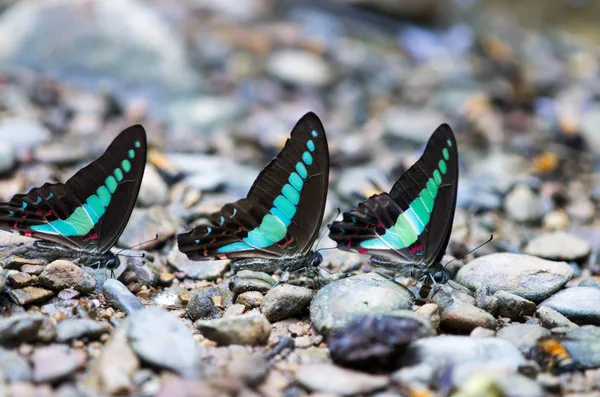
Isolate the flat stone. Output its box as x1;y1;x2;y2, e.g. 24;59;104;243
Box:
223;304;246;317
1;255;46;270
536;306;578;329
0;347;31;381
56;319;110;342
230;270;276;295
9;286;54;305
103;279;145;314
456;253;573;302
494;290;536;320
127;307;202;378
8;272;32;288
295;364;389;396
432;286;496;331
524;231;591;261
496;324;550;354
563;326;600;369
32;344;78;384
310;273;414;335
261;285;313;322
167;246;228;280
196;312;271;346
21;265;45;275
39;260;96;293
538;287;600;325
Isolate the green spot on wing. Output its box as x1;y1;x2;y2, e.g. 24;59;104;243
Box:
433;170;442;185
122;159;131;173
135;140;141;148
282;184;300;205
439;159;447;174
426;178;438;196
296;163;307;179
443;148;449;160
302;152;313;165
96;186;111;206
258;214;287;242
128;149;135;159
447;139;452;147
106;176;118;193
114;169;123;182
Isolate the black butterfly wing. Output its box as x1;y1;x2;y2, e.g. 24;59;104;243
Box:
178;112;329;260
0;125;147;254
330;124;458;267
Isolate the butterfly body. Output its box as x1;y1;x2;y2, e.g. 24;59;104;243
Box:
178;112;329;280
0;125;147;270
330;124;458;287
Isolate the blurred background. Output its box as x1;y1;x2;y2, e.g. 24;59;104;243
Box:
0;0;599;257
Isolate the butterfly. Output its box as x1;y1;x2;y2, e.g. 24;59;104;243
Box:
329;124;458;287
177;112;329;279
0;125;147;272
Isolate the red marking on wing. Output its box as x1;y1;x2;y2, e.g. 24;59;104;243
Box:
280;237;294;249
358;248;367;254
409;244;423;254
24;232;32;237
82;233;99;242
209;238;217;244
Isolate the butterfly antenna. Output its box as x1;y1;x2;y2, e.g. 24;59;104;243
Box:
367;177;386;193
116;233;159;256
443;234;494;270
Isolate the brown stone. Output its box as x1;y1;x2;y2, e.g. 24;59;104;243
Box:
9;287;54;305
39;260;96;293
8;272;33;288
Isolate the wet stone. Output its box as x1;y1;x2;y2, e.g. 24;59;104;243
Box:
536;306;579;329
494;290;536;320
295;364;389;396
562;326;600;369
261;285;313;322
187;287;233;321
496;324;550;354
38;260;96;293
56;319;110;342
32;345;78;384
310;273;414;335
196;312;271;346
167;247;229;281
0;347;32;382
456;253;573;302
236;291;264;310
538;287;600;325
524;231;591;261
8;272;32;288
230;270;276;295
103;279;145;314
127;307;203;378
9;286;54;306
328;315;428;371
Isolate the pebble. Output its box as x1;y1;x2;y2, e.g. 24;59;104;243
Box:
310;273;414;335
261;285;313;322
195;312;271;346
9;286;54;306
223;304;246;317
524;231;591;261
7;272;32;288
230;270;276;295
562;326;600;369
267;50;333;87
236;291;264;310
187;287;233;321
21;265;45;275
295;364;389;396
496;324;550;354
391;363;436;388
127;307;203;378
504;184;543;223
432;285;497;331
32;345;78;384
0;347;31;382
103;279;145;314
415;303;441;330
399;336;525;370
56;319;110;342
227;354;269;387
493;290;536;320
58;288;80;301
470;327;496;338
138;164;169;206
538;287;600;324
38;260;96;293
456;253;573;302
536;306;578;329
0;118;50;150
167;247;229;281
328;315;428;371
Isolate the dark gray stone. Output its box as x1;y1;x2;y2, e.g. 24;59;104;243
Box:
261;285;313;322
539;287;600;325
103;279;145;314
230;270;276;295
494;290;536;320
0;314;45;346
56;319;110;342
187;287;233;321
563;326;600;369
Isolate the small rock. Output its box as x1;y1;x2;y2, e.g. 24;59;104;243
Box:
37;317;57;343
196;312;271;346
504;184;542;223
294;335;311;348
0;347;31;381
158;272;175;286
56;319;110;342
39;260;96;293
433;286;496;331
267;50;333;87
230;270;276;295
187;287;233;321
261;285;313;322
310;273;414;335
494;291;536;320
8;272;32;288
58;289;80;301
456;253;573;302
236;291;264;310
223;304;246;317
20;264;45;275
0;118;50;150
167;246;229;280
539;287;600;325
1;255;45;270
295;364;389;396
103;279;145;314
470;327;496;338
138;164;169;206
497;324;550;354
415;303;440;330
227;354;269;387
536;306;579;329
391;363;435;388
562;326;600;369
0;268;7;293
328;315;428;371
127;307;203;378
9;286;54;305
524;231;591;261
32;345;78;384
